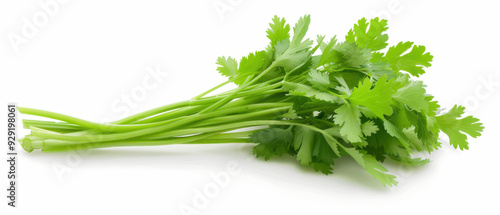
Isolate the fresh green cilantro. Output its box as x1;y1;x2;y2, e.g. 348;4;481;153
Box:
19;15;484;187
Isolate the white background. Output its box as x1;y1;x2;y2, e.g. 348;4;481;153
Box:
1;0;499;214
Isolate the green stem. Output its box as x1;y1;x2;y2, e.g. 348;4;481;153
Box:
133;90;272;124
29;103;292;142
112;100;191;124
191;106;289;127
198;61;279;114
24;119;339;153
19;83;284;131
192;79;231;100
21;102;288;133
26;131;244;152
107;78;282;124
28;129;254;150
23;119;82;131
23;105;290;133
144;120;324;140
18;107;103;130
41;138;252;152
26;128;255;152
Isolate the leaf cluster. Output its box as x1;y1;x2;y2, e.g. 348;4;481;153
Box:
218;16;484;186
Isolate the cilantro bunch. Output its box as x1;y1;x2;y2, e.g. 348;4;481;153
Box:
19;15;483;186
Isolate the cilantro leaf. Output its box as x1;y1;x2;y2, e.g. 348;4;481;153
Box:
310;161;334;174
216;56;238;79
362;61;395;79
266;15;291;46
333;103;363;143
436;105;484;150
293;126;315;165
349;75;399;118
322;130;341;156
311;133;338;174
392;80;429;112
330;42;372;68
383;119;412;153
274;38;312;71
317;36;338;66
384;42;433;77
290;15;311;47
392;156;430;167
234;51;271;85
283;82;341;103
370;51;385;63
251;127;293;160
307;69;330;91
346;17;389;51
403;127;440;153
362;120;379;137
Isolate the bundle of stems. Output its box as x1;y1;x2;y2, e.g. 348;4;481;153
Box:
20;76;297;152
